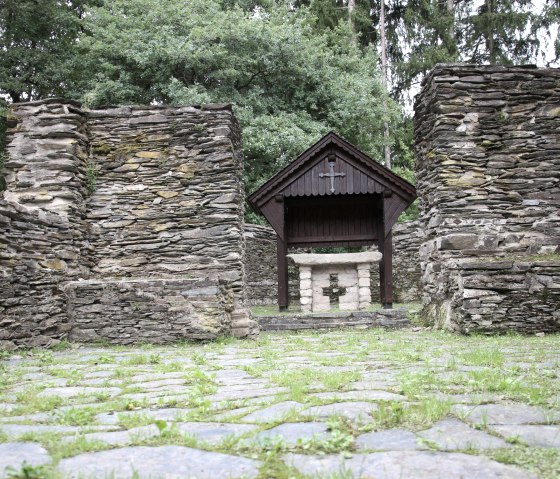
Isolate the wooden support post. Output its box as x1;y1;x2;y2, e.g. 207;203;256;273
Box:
275;194;289;311
379;231;393;309
277;235;289;311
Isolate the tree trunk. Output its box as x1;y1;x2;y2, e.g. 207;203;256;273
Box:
348;0;357;45
447;0;454;39
380;0;391;169
486;0;496;64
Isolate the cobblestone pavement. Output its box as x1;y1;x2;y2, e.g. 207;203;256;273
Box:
0;329;559;478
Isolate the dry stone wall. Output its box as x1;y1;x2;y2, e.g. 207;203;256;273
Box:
0;100;90;349
244;221;422;307
0;202;85;349
0;99;258;348
64;278;235;344
244;224;278;306
415;64;560;333
86;105;247;301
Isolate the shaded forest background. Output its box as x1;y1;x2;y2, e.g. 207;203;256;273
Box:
1;0;559;221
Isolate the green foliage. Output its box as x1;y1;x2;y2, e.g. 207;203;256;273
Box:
490;446;560;479
0;0;96;103
54;407;96;426
4;462;50;479
378;0;544;100
85;160;100;193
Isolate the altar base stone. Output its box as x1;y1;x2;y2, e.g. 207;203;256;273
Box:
288;252;382;313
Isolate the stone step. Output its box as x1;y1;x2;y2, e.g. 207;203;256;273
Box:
257;310;411;331
260;321;376;331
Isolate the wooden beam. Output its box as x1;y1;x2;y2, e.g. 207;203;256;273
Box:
288;234;378;244
277;235;289;311
379;230;393;309
276;195;289;311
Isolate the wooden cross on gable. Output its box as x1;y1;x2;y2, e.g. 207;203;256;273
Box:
319;154;346;193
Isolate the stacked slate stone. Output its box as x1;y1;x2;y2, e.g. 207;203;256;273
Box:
0;99;258;347
79;104;258;341
0;99;90;349
2;99;89;216
244;221;423;307
369;220;423;304
64;278;235;344
415;64;560;333
0;203;85;350
85;105;246;296
244;224;278;306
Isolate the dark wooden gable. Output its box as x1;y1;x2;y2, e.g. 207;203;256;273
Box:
249;132;416;240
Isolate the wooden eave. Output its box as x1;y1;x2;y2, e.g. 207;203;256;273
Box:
248;132;417;215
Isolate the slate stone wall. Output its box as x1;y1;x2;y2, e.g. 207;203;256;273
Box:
85;105;247;302
0;100;90;349
0;99;257;347
64;278;235;344
244;221;422;307
0;202;86;349
447;258;560;333
369;220;423;304
415;64;560;333
244;224;278;306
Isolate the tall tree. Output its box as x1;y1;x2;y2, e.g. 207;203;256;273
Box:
379;0;391;168
540;0;560;61
464;0;538;65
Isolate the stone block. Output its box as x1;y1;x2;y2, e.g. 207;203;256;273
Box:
359;288;371;301
339;302;358;311
299;267;312;280
358;277;370;287
438;234;479;251
312;302;331;312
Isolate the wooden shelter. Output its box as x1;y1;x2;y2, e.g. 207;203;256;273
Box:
248;132;417;310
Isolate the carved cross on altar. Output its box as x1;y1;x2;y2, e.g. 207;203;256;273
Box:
319;158;346;193
322;273;347;305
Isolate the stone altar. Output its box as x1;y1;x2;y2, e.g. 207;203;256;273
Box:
288;252;382;312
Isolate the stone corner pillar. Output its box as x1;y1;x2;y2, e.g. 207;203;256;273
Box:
357;262;372;309
298;265;313;312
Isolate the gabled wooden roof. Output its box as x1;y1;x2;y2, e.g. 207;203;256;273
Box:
248;132;417;228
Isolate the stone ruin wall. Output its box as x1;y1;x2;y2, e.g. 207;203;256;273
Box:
244;220;422;307
415;64;560;333
0;99;258;349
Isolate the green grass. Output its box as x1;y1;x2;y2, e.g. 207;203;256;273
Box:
53;407;95;426
460;348;505;367
489;446;560;479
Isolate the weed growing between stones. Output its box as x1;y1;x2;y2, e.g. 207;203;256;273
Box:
85;160;99;193
489;446;560;479
53;408;95;427
460;348;505;367
4;461;52;479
